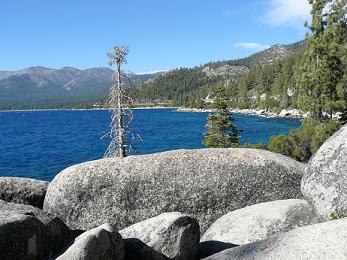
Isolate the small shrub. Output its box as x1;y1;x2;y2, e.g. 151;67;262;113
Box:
268;135;293;157
243;143;267;149
331;212;347;220
267;118;341;162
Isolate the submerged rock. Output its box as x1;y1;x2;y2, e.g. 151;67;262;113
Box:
0;177;49;209
302;124;347;220
43;148;304;232
120;212;200;260
56;223;124;260
201;199;317;245
202;218;347;260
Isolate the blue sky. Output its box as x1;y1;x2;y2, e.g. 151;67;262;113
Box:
0;0;311;73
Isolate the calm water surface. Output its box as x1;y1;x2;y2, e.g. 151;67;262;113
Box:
0;108;300;181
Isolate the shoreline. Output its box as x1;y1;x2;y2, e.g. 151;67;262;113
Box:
1;106;340;120
0;106;176;113
176;107;308;119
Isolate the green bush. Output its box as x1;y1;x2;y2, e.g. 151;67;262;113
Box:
243;143;268;149
267;118;341;162
331;212;347;220
268;135;293;157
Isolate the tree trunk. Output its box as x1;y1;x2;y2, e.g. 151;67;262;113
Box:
117;63;126;157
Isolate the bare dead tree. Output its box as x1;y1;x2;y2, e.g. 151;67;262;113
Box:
103;45;136;158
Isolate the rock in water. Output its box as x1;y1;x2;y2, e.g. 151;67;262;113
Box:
0;177;49;209
201;199;317;245
302;124;347;220
43;148;304;232
56;223;125;260
120;212;200;260
202;218;347;260
0;213;49;260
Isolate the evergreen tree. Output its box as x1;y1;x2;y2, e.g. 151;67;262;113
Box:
237;78;249;109
203;83;240;148
341;108;347;123
299;0;347;119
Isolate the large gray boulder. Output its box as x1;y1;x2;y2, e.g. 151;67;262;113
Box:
202;218;347;260
302;124;347;220
0;200;74;257
201;199;317;245
43;149;305;232
56;223;125;260
0;213;49;260
120;212;200;260
0;177;49;208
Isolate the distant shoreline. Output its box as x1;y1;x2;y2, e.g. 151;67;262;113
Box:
0;106;306;120
2;106;340;121
176;107;307;119
0;106;176;113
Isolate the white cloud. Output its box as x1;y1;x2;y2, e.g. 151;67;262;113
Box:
265;0;311;27
234;42;270;50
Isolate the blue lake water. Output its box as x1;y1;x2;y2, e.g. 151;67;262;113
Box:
0;108;301;181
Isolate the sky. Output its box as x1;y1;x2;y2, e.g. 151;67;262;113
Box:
0;0;311;74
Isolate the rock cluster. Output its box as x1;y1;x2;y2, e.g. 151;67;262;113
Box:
278;108;309;118
1;124;346;259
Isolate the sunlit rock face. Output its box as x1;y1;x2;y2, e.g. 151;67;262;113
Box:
203;219;347;260
43;148;305;232
201;199;317;245
302;124;347;220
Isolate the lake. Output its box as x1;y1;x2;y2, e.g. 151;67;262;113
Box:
0;108;301;181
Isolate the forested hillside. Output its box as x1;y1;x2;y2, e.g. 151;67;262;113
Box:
228;47;306;112
129;41;307;109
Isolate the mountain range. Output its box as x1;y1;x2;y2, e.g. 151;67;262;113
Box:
0;41;305;109
0;67;161;106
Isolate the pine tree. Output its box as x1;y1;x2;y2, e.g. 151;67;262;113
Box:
299;0;347;119
203;83;240;148
237;78;249;109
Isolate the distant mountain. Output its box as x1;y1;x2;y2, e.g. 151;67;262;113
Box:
203;40;306;69
0;67;162;106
